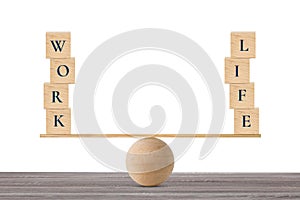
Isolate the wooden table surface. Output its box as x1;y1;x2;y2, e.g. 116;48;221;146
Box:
0;173;299;199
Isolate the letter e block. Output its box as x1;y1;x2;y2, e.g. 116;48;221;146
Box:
46;32;71;58
46;109;71;134
44;83;68;109
230;83;254;109
225;58;250;84
50;58;75;84
234;108;259;134
231;32;256;58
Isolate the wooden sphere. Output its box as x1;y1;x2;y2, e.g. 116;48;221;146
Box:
126;137;174;186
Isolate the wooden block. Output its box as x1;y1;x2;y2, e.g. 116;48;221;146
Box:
50;58;75;84
225;58;250;84
46;32;71;58
231;32;256;58
44;83;68;109
234;108;259;134
230;83;254;109
46;109;71;134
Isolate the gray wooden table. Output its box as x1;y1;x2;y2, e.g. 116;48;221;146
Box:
0;173;299;199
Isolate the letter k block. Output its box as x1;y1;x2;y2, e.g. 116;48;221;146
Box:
46;109;71;135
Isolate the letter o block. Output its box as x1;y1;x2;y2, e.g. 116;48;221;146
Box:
50;58;75;84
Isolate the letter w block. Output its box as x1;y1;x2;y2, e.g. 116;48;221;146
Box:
46;32;71;58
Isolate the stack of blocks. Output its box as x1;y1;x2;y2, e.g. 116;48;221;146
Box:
44;32;75;135
225;32;259;135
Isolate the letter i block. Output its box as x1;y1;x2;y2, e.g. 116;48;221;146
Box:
231;32;256;58
46;109;71;134
50;58;75;84
44;83;68;109
225;58;250;84
234;108;259;134
46;32;71;58
230;83;254;109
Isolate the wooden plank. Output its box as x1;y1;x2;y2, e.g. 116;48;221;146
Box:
40;133;261;138
0;173;299;199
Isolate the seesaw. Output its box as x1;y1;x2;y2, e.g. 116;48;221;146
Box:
41;31;260;186
40;134;260;138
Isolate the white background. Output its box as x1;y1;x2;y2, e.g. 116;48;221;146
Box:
0;0;299;172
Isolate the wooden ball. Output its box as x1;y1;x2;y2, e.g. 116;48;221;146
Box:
126;137;174;186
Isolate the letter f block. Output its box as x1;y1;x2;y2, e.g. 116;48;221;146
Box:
230;83;254;109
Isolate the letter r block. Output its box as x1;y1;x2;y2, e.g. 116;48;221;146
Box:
46;32;71;58
44;83;69;109
50;58;75;84
234;108;259;134
225;58;250;84
231;32;256;58
230;83;254;109
46;109;71;135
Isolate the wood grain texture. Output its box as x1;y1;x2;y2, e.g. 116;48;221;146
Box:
234;108;259;134
231;32;256;58
46;32;71;58
46;109;71;135
40;133;261;138
225;57;250;84
0;173;299;199
44;83;69;109
50;58;75;84
127;138;174;186
230;83;254;109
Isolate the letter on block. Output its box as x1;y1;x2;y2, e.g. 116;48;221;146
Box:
225;58;250;84
50;58;75;84
230;83;254;109
46;109;71;134
234;108;259;134
46;32;71;58
44;83;68;109
231;32;256;58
